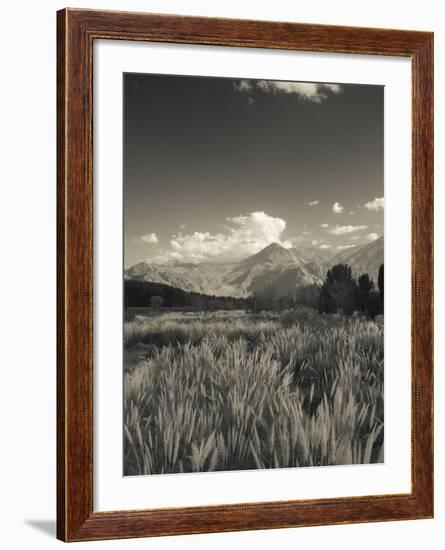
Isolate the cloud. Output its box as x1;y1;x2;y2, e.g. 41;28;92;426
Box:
366;233;379;241
307;200;319;206
233;80;342;103
286;235;307;247
320;223;330;228
349;211;355;215
364;197;384;211
350;235;361;241
140;232;158;244
233;80;253;92
332;202;344;214
311;240;321;246
337;244;356;250
319;244;332;249
150;211;291;263
302;231;312;236
327;225;367;235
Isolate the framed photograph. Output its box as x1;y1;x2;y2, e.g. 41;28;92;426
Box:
57;8;433;542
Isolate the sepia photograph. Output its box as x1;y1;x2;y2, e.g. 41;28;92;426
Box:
123;73;384;476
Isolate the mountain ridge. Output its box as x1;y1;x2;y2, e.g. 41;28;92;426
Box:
125;237;383;298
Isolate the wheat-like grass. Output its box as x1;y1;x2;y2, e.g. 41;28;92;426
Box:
123;310;384;475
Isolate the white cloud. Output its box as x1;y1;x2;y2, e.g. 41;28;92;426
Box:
140;232;158;244
364;197;384;211
337;244;356;250
302;231;312;236
233;80;253;92
320;223;330;228
332;202;344;214
286;236;306;247
366;233;379;241
350;235;361;241
150;211;291;263
179;224;186;231
234;80;342;103
307;200;319;206
327;225;367;235
311;240;320;246
349;211;355;215
320;244;332;249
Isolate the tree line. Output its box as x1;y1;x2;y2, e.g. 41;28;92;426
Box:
124;280;253;310
318;263;383;317
253;263;383;317
125;264;384;318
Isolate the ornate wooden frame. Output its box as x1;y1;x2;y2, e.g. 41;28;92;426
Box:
57;8;434;542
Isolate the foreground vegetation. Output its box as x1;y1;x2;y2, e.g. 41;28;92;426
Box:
124;309;384;475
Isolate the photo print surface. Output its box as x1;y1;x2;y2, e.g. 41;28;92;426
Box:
123;73;384;476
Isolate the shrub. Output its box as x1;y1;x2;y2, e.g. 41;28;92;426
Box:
280;306;318;327
366;291;383;318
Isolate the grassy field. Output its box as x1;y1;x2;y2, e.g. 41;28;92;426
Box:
123;308;384;475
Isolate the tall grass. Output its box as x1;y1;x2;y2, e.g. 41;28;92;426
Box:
123;309;383;475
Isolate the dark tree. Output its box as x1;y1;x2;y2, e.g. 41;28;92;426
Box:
326;263;354;284
292;284;321;310
318;282;335;314
366;290;383;318
319;263;359;315
358;273;374;311
378;264;384;300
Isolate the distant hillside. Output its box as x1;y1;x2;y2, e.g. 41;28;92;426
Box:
332;237;383;283
125;238;383;298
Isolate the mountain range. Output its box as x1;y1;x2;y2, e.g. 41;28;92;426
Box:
125;237;383;299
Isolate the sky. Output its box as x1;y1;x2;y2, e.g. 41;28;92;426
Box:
124;73;383;267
